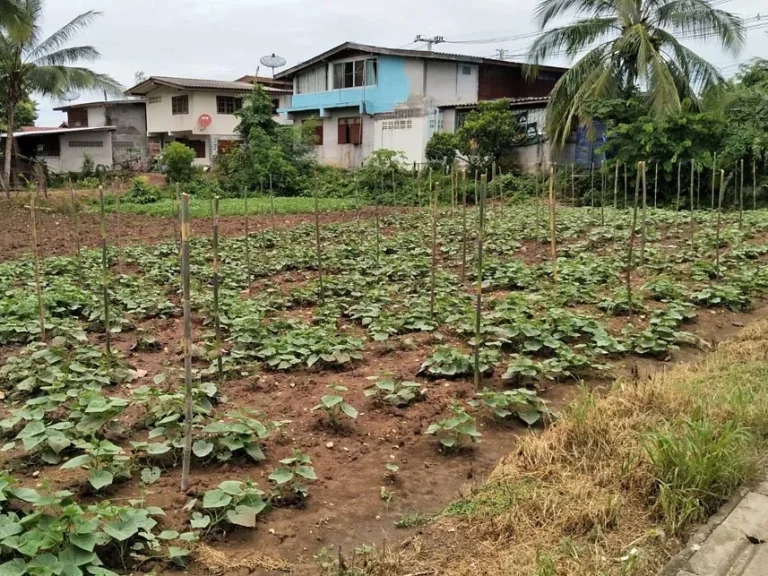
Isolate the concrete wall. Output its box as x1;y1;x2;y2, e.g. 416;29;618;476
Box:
87;106;107;128
144;86;247;136
42;130;113;173
372;115;428;164
424;61;478;106
107;103;148;167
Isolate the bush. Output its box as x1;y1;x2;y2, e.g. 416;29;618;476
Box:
180;178;224;198
163;141;196;183
123;177;162;204
425;132;460;168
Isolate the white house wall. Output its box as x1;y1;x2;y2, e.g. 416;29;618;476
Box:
144;87;247;136
86;106;107;128
44;130;113;173
373;116;427;164
424;61;478;106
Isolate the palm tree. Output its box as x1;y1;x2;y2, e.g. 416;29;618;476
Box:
0;0;122;195
526;0;745;146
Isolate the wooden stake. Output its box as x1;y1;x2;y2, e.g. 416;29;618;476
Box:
69;183;80;261
715;170;724;278
212;196;223;381
269;174;276;230
600;165;605;226
98;187;111;355
374;178;381;267
313;174;324;303
243;187;251;293
676;160;682;212
754;158;757;210
690;161;696;244
623;163;628;209
639;162;647;266
429;183;438;321
29;195;46;342
739;158;744;227
548;164;558;285
571;162;576;206
473;175;486;388
711;152;717;210
590;161;595;209
460;170;468;282
180;193;193;493
114;180;123;274
627;165;641;321
654;162;658;209
172;183;180;252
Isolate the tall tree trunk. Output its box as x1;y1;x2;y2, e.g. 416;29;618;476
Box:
3;99;16;198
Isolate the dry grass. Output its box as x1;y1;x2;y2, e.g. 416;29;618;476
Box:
192;543;290;574
351;319;768;576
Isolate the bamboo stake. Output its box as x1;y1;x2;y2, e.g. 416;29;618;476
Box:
243;187;251;293
460;170;468;282
623;163;628;208
711;152;717;210
392;168;397;207
172;184;180;253
715;170;724;278
114;179;123;274
212;196;223;381
600;165;605;226
180;193;193;493
676;160;682;212
473;175;486;389
374;177;381;267
627;165;641;321
69;183;80;261
269;174;276;230
548;164;558;285
654;162;658;209
739;158;744;228
429;183;438;321
571;163;575;206
639;161;647;266
98;187;111;355
613;161;619;238
690;162;696;244
313;174;324;303
590;161;595;209
697;167;701;210
754;159;757;210
29;196;45;342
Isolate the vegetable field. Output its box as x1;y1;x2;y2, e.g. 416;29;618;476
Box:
1;191;768;575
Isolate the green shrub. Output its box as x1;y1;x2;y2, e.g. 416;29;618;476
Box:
162;141;196;183
123;177;162;204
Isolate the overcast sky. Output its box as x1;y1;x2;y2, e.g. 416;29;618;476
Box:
35;0;768;126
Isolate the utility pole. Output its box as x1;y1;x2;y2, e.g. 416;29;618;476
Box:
414;35;445;51
495;48;507;60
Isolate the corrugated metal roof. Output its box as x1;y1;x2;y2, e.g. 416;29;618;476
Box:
126;75;291;96
2;126;117;138
276;41;568;79
438;96;550;109
53;98;145;112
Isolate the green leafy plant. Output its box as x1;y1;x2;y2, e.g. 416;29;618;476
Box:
268;449;317;501
364;376;425;407
312;384;358;428
426;404;481;450
60;439;132;491
469;388;550;426
162;141;196;183
191;480;268;534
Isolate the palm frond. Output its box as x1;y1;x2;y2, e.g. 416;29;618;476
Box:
656;29;725;93
27;65;123;98
31;46;100;67
25;10;101;61
652;0;744;53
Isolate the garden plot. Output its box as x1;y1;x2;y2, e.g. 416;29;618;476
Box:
0;201;767;575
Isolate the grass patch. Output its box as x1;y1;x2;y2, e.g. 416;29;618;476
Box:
100;196;360;217
394;511;433;529
376;318;768;576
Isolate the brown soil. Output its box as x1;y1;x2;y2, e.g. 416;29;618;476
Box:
1;201;766;575
0;198;402;261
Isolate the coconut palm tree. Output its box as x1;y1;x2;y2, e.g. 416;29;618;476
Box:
0;0;122;196
526;0;745;146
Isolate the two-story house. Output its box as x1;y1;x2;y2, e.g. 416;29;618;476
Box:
126;76;292;166
275;42;567;169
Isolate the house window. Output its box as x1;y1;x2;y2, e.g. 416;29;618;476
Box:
462;65;472;75
172;95;189;115
68;109;88;128
69;140;103;148
216;96;243;115
338;117;362;145
332;59;377;89
148;96;162;104
456;109;472;129
428;118;444;130
175;138;206;159
313;123;324;145
296;66;328;94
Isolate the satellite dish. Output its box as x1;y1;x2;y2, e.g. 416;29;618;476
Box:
259;53;287;77
61;90;80;104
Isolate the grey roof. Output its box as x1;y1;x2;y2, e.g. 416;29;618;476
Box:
276;41;568;79
2;126;117;138
438;96;551;109
126;76;255;96
53;98;145;112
